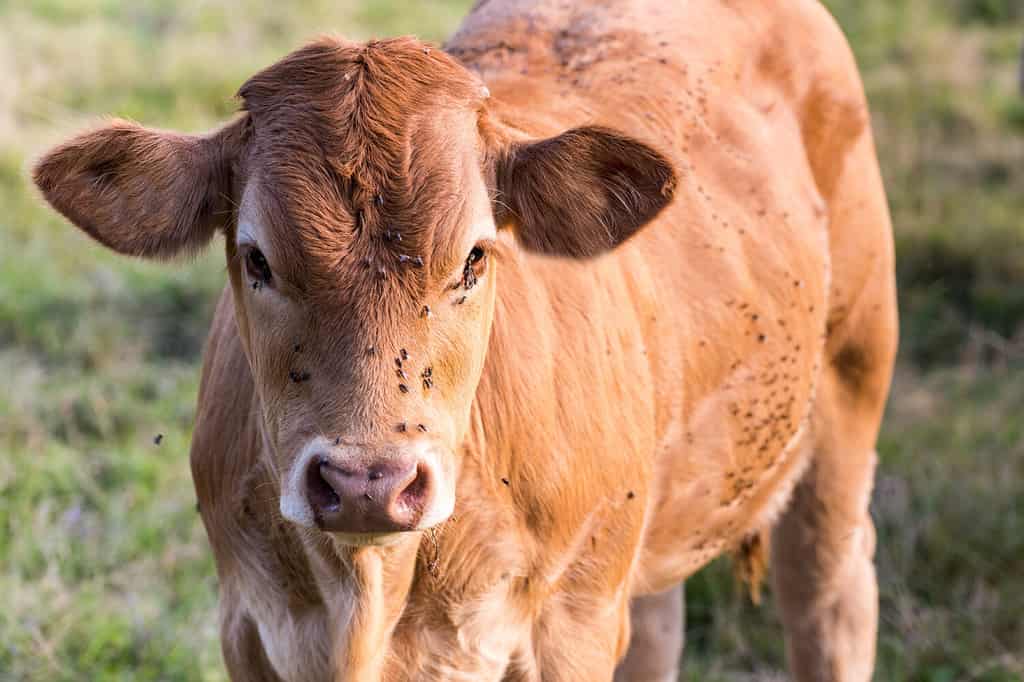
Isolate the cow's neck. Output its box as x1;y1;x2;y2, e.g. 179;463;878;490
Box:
243;433;422;678
309;536;420;680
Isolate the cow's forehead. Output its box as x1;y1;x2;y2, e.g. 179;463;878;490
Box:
238;35;487;145
235;133;492;315
236;34;488;231
231;37;493;302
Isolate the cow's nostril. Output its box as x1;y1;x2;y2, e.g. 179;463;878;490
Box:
392;463;431;517
306;457;341;514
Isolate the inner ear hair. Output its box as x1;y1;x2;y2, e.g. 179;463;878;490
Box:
493;125;676;259
32;115;248;260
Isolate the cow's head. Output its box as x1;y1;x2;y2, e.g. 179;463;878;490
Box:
33;37;675;545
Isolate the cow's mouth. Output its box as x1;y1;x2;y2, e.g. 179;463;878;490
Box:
327;531;414;547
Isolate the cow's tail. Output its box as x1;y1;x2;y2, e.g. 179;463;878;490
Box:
733;528;771;605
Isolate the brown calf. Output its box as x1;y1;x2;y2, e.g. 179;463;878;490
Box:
34;1;897;680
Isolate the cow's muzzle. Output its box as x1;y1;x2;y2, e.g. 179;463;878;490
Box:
306;454;431;533
279;437;454;538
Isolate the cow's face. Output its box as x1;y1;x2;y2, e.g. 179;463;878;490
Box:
33;38;675;545
227;60;502;541
228;131;497;542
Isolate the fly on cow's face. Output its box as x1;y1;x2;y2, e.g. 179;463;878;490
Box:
462;261;477;290
461;245;486;290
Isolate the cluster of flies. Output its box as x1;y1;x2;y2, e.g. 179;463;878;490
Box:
275;192;487;446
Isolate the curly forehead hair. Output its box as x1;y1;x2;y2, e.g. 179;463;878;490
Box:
234;36;492;304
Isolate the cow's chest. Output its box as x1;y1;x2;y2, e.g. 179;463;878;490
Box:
389;577;628;682
394;590;533;681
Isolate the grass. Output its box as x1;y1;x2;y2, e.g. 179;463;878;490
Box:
0;0;1021;680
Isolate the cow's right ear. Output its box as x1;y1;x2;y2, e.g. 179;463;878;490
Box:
32;116;248;260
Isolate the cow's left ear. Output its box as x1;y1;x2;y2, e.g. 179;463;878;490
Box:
493;126;676;258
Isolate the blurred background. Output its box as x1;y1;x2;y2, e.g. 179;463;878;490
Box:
0;1;1021;680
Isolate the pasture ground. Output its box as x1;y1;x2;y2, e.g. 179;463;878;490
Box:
0;1;1021;680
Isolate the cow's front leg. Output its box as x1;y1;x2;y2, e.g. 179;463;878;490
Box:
613;585;684;682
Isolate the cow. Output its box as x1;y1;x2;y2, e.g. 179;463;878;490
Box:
32;0;897;679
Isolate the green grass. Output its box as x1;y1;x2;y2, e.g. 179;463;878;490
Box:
0;0;1022;680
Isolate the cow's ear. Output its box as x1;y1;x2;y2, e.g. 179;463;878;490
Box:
32;116;247;260
494;126;676;258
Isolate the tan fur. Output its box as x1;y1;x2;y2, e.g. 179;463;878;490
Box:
33;1;897;680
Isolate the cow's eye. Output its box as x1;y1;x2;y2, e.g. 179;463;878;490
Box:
462;245;487;289
245;246;272;287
